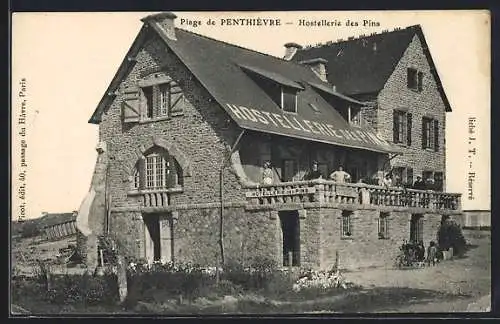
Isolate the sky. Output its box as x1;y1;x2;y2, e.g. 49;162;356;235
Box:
11;11;490;220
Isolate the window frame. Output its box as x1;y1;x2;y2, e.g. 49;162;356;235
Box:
407;67;423;92
341;210;353;238
131;150;183;192
422;117;438;151
393;110;412;146
281;86;298;114
378;212;389;239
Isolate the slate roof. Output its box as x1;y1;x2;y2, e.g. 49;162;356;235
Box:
293;25;452;112
89;15;402;154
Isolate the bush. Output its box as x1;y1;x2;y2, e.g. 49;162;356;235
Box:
44;273;119;305
437;219;467;257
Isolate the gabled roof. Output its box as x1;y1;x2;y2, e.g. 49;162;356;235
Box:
89;15;402;154
293;25;452;112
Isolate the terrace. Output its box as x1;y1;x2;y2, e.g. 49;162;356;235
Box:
244;179;461;213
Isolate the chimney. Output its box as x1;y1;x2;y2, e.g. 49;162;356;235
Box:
283;42;303;61
299;58;328;82
141;12;178;41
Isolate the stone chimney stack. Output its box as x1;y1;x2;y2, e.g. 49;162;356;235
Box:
299;58;329;83
141;12;178;41
283;42;303;61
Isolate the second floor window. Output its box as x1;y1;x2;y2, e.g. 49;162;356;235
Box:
422;117;439;151
144;82;184;120
122;78;185;124
407;68;423;92
393;110;412;145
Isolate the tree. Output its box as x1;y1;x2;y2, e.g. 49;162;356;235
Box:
437;219;467;257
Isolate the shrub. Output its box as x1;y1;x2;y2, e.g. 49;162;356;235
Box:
437;219;467;257
44;273;119;305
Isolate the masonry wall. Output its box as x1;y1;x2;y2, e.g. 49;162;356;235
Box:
319;207;443;270
377;34;447;186
99;31;244;210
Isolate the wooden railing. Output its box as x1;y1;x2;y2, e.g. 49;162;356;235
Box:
245;180;462;211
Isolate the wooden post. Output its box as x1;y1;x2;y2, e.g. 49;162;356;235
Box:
334;250;339;271
99;249;105;267
288;251;293;285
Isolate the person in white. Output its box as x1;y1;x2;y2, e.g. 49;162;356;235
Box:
262;161;274;185
329;166;351;183
382;174;393;188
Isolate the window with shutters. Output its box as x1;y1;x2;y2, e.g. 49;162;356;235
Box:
422;117;439;151
122;78;185;124
407;68;423;92
393;110;412;145
131;148;183;191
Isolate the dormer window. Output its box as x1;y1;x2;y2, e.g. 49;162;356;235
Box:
281;87;297;113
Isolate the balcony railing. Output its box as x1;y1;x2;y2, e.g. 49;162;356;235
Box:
245;180;461;211
127;187;183;208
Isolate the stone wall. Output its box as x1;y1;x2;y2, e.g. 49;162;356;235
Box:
319;207;443;271
377;34;447;185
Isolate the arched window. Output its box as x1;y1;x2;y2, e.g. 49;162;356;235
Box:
132;147;183;190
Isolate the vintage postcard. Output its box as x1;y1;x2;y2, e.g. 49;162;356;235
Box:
11;11;491;315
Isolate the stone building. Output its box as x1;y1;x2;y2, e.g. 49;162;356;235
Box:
83;12;461;270
41;211;78;241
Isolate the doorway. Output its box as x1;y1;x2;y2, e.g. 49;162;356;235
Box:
279;210;300;266
143;213;174;263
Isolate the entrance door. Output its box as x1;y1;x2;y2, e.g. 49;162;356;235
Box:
279;210;300;266
144;214;161;262
144;213;174;263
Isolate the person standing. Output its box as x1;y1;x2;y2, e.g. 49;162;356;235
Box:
413;176;425;190
382;174;393;188
304;161;323;180
262;161;274;185
427;241;438;266
329;166;351;183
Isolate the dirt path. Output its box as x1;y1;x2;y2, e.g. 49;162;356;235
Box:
341;230;491;313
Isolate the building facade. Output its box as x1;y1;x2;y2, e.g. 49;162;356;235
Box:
82;13;461;271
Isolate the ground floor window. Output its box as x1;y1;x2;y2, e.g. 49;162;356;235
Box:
410;214;424;243
341;210;353;238
378;212;389;239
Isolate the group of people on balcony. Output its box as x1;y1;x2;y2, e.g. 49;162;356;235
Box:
262;160;352;185
261;160;437;192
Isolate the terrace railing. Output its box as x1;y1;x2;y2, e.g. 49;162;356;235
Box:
245;180;461;211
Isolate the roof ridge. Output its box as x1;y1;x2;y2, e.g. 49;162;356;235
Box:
175;27;311;69
302;24;420;49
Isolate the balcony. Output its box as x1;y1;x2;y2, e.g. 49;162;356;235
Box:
128;187;183;208
245;180;461;213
